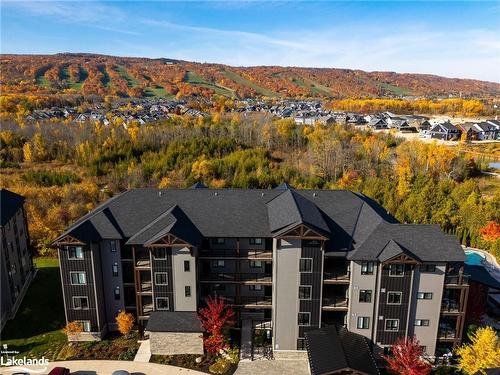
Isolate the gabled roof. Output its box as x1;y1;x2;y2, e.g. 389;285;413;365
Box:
266;189;330;236
146;311;203;333
190;181;208;189
377;239;421;263
305;325;379;375
0;189;25;227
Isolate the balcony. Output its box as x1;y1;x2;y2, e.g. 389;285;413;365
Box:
200;272;272;284
142;303;154;315
322;296;349;310
444;274;469;286
438;328;456;340
199;249;273;260
441;300;460;314
323;271;350;284
139;281;152;293
135;258;151;268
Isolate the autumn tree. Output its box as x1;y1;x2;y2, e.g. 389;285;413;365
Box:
383;336;432;375
456;326;500;374
197;296;235;354
63;321;83;340
480;221;500;243
116;310;135;336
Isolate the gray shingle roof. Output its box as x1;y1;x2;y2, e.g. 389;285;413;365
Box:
146;311;203;333
1;189;25;227
53;188;465;262
305;325;379;375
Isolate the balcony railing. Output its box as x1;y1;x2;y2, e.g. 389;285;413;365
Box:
135;259;151;268
323;270;350;283
199;249;273;259
139;281;152;293
444;274;469;286
142;303;154;314
441;301;460;313
438;329;456;340
218;296;273;307
200;272;272;283
322;297;349;309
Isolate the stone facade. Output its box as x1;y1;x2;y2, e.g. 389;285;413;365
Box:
150;332;204;355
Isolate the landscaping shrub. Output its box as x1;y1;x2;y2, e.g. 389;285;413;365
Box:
209;358;231;375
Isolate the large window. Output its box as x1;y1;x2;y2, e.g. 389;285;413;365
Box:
299;258;313;272
357;316;370;329
73;296;89;310
184;260;190;272
249;260;262;268
212;260;225;268
298;312;310;326
157;297;169;310
249;238;263;245
385;319;399;331
68;246;84;260
414;319;430;326
389;264;405;276
361;262;374;275
70;271;86;285
417;292;433;300
299;286;312;300
359;290;372;303
155;272;168;285
387;291;402;305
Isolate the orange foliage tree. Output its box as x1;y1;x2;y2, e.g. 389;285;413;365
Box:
480;221;500;242
383;336;432;375
116;310;135;336
63;321;83;339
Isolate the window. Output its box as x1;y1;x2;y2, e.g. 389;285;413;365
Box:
387;292;402;305
359;290;372;303
70;271;86;285
212;260;225;268
249;260;262;268
421;264;436;273
154;248;167;259
249;238;263;245
361;262;374;275
73;296;89;310
414;319;430;326
357;316;370;329
298;312;310;326
249;285;262;291
299;286;312;300
385;319;399;331
299;258;313;272
157;297;169;310
184;260;190;272
389;264;405;276
213;238;225;245
185;286;191;297
417;292;433;300
114;286;120;300
155;272;168;285
110;240;117;252
68;246;84;259
112;262;119;277
79;321;91;332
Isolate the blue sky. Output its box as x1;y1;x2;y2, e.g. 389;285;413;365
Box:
1;1;499;82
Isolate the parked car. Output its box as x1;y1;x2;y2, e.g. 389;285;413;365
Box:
48;368;70;375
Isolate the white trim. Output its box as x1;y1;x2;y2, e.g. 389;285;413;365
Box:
357;316;370;329
69;271;87;285
298;285;312;300
72;296;89;310
90;245;101;333
359;289;373;303
153;247;167;260
58;248;69;325
389;264;405;277
299;258;313;273
384;318;399;331
156;297;169;310
298;312;311;326
67;245;84;260
387;291;402;305
155;272;168;285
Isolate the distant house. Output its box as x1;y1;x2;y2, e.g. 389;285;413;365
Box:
429;122;461;141
368;118;388;129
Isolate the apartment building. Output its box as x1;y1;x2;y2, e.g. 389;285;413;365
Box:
52;185;468;359
1;189;34;331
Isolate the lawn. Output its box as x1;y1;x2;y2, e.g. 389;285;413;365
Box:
144;85;174;99
116;65;139;88
184;71;235;97
0;257;66;361
221;69;279;97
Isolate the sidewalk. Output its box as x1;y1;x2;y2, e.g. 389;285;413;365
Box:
134;339;152;362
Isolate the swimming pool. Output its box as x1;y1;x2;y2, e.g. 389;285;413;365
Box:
464;250;485;266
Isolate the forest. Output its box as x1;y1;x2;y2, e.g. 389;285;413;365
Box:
2;53;500;99
0;114;499;260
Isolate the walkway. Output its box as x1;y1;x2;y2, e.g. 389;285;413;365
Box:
1;360;206;375
134;339;152;362
234;359;310;375
240;319;252;361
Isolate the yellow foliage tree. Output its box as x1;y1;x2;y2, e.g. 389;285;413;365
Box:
456;326;500;374
116;311;135;336
63;321;83;339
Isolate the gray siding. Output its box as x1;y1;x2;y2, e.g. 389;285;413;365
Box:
152;247;174;311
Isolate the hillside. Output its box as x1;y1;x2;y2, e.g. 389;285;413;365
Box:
1;53;499;99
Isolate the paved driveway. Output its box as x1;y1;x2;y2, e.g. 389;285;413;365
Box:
1;360;206;375
234;360;310;375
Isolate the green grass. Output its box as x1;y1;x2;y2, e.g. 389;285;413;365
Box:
97;65;111;87
291;77;332;97
184;71;235;97
35;75;51;88
59;66;83;91
144;85;174;99
1;257;66;360
378;82;413;96
221;69;279;97
116;65;140;88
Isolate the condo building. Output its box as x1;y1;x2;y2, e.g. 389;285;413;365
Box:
52;185;468;360
1;189;34;331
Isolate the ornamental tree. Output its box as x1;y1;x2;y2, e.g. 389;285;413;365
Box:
479;221;500;243
456;326;500;374
63;321;83;339
383;336;432;375
197;296;235;354
116;310;135;336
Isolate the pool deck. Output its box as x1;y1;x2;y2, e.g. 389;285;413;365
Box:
464;246;500;280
